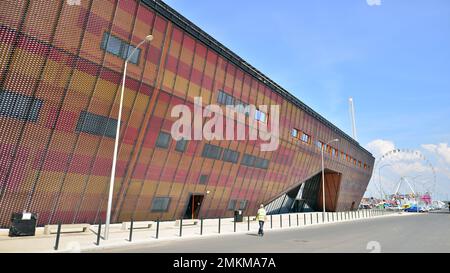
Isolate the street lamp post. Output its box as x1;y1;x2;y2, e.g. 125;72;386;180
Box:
104;35;153;240
321;138;339;222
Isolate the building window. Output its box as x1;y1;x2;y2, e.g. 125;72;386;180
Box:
227;199;237;210
241;154;256;167
101;32;141;65
235;100;250;116
155;131;171;148
301;132;311;144
331;148;336;157
255;109;266;123
151;197;170;212
255;157;269;169
175;138;188;152
222;148;240;163
0;91;43;122
239;200;248;210
291;128;299;138
76;111;118;138
199;174;209;185
201;144;223;160
217;90;235;105
316;141;323;150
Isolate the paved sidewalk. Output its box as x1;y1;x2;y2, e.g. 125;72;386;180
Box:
0;210;406;253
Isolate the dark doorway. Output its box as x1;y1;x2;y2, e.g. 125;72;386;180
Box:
184;194;204;219
351;201;356;211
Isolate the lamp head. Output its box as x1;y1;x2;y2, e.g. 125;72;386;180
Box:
145;35;154;42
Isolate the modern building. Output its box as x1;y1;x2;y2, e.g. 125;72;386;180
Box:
0;0;374;228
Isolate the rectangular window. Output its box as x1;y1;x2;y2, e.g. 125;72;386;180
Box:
101;32;140;65
76;111;117;138
155;131;171;148
291;128;298;138
255;109;266;123
201;144;223;160
101;33;123;56
301;132;310;144
222;148;240;163
0;91;43;122
175;138;188;152
239;200;248;210
254;157;267;169
217;90;235;105
316;141;323;150
227;199;237;210
217;90;226;104
199;174;209;185
241;154;256;167
125;45;141;65
151;197;170;212
226;93;235;105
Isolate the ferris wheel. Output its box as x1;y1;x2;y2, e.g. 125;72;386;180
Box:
373;149;437;201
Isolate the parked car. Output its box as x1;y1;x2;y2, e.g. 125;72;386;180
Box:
404;206;426;212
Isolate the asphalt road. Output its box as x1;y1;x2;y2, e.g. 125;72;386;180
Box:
92;212;450;253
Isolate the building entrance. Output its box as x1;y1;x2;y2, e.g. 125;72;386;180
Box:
184;194;204;219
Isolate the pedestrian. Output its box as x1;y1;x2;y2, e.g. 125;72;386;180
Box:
256;204;266;236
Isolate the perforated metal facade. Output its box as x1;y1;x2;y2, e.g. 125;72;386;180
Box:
0;0;374;228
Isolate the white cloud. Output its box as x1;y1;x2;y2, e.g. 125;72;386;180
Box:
365;139;395;158
366;0;381;6
421;143;450;165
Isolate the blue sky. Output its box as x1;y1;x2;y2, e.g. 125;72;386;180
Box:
164;0;450;200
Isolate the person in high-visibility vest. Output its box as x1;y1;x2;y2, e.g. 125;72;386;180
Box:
256;204;267;236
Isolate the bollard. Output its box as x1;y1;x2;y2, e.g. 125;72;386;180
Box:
248;216;250;231
327;213;329;222
96;219;102;246
156;218;160;239
54;222;62;251
310;213;313;225
270;215;273;229
179;218;183;237
280;215;282;228
218;217;221;234
201;218;203;235
332;212;334;222
297;214;299;226
129;218;134;242
289;215;291;227
316;213;319;224
304;214;306;225
234;216;237;232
